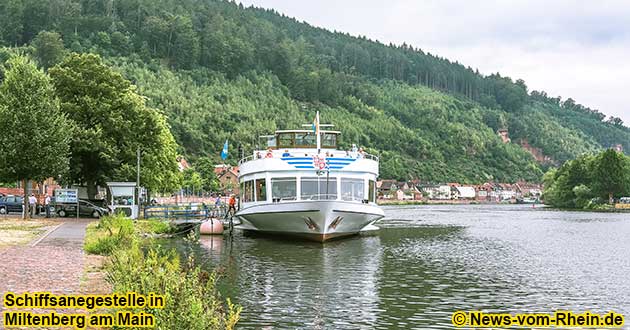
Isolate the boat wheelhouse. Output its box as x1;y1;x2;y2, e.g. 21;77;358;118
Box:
235;113;384;241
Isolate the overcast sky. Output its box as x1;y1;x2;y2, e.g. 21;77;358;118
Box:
239;0;630;122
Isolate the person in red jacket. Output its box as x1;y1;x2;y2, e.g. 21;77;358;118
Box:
228;194;237;216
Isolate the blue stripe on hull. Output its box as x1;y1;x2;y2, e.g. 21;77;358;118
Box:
287;161;313;165
281;156;358;170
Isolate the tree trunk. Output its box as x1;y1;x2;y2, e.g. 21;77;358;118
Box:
23;179;29;219
87;181;98;201
609;192;614;204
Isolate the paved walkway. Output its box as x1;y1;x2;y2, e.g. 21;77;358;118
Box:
0;220;91;295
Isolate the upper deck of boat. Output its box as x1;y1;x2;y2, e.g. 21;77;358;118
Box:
239;148;379;177
238;128;379;177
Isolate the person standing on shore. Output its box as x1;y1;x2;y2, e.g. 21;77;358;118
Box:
228;194;237;217
44;194;51;218
214;194;222;217
28;194;37;217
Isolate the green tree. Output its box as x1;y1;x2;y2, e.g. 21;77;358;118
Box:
572;184;593;208
195;157;220;192
49;53;179;197
0;55;71;218
0;0;24;45
182;168;202;195
592;149;628;203
170;15;199;69
31;31;66;69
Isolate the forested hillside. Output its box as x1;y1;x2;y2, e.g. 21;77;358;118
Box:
1;0;628;183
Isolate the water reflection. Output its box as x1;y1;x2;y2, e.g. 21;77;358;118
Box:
172;205;630;329
197;235;384;329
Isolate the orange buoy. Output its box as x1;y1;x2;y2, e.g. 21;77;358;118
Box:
200;218;224;235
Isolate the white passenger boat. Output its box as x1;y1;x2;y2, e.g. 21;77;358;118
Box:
235;112;384;242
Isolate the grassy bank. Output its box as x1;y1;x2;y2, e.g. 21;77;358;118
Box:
0;217;57;247
84;215;240;329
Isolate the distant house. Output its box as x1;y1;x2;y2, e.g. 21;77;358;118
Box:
377;180;398;199
421;184;452;200
395;189;413;200
489;189;501;201
475;183;494;201
454;186;476;199
515;181;542;198
214;165;239;195
4;179;63;202
411;186;423;200
496;183;517;201
397;182;410;191
394;185;421;200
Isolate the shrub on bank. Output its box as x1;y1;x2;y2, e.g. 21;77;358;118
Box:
84;215;135;255
134;219;174;235
84;216;176;255
106;242;240;330
84;215;241;329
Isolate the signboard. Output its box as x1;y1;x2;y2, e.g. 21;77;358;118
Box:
55;189;78;204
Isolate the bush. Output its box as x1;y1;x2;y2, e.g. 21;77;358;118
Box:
135;219;174;235
106;242;241;330
84;215;135;255
85;215;241;328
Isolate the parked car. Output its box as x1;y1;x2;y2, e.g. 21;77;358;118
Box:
56;200;108;218
0;195;24;214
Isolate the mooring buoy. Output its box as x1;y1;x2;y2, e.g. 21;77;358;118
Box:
200;218;224;235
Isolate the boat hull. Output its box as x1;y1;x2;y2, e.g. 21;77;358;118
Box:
235;200;384;242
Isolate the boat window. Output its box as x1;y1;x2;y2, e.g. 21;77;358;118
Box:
301;177;337;200
255;178;266;202
321;133;337;148
271;177;297;201
368;180;376;203
278;133;294;148
242;180;254;203
295;132;315;147
341;178;365;201
259;135;276;148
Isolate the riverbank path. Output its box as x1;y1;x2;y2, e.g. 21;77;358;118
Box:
0;219;92;295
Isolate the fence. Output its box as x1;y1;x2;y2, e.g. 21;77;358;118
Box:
143;203;229;221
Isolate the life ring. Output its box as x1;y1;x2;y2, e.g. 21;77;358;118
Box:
313;155;326;170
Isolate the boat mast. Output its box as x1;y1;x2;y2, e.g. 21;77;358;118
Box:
316;111;321;154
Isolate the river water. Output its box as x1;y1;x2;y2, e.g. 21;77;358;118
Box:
177;204;630;329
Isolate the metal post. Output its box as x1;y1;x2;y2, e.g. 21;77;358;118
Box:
326;169;330;200
315;111;321;154
136;147;141;219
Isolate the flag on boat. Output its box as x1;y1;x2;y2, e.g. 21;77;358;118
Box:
311;111;320;135
221;140;229;160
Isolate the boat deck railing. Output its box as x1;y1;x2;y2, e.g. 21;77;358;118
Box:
239;154;255;165
239;151;379;165
143;204;229;221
